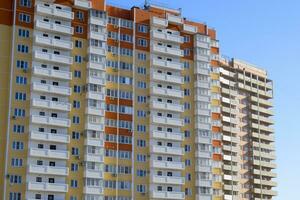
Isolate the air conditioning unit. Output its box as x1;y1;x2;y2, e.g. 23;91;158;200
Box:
75;156;80;160
12;116;16;119
114;24;118;29
111;173;117;177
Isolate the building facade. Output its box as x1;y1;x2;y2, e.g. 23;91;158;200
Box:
0;0;276;200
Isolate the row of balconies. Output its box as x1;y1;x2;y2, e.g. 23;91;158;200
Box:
152;44;184;57
34;50;73;65
150;145;184;156
152;57;183;71
253;169;277;178
31;98;71;111
253;178;277;187
151;71;184;84
35;34;73;50
152;115;184;127
151;129;184;141
35;19;73;35
33;65;72;80
31;82;71;96
151;175;185;185
253;160;276;169
151;100;184;113
151;29;184;43
31;115;71;128
151;160;185;170
36;3;74;20
151;86;183;99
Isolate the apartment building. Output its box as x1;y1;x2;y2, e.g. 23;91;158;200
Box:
0;0;276;200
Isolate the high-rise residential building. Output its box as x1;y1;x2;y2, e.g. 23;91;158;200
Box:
0;0;276;200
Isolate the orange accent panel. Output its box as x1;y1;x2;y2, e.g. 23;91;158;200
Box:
212;140;222;147
105;127;132;137
106;5;132;20
119;144;132;151
0;10;12;26
212;113;221;120
105;97;133;107
211;60;219;67
184;20;206;35
208;28;216;40
213;153;222;161
119;114;132;121
105;112;117;119
212;126;221;133
105;142;132;151
72;8;88;39
211;47;219;54
91;0;105;11
16;10;34;29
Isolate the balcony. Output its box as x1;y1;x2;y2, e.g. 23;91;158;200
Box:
151;100;184;112
84;138;104;147
89;16;106;26
84;153;104;163
87;61;106;71
31;98;71;111
253;160;276;169
88;31;106;41
183;24;198;34
254;188;277;196
151;160;184;170
85;121;105;132
195;54;210;62
29;148;69;160
151;191;185;200
31;115;71;128
33;66;72;80
85;107;105;116
87;46;106;56
86;76;105;85
152;57;183;71
151;175;185;185
27;182;68;193
36;4;74;20
31;82;71;96
254;178;277;187
151;130;184;141
152;44;183;57
35;35;73;50
28;164;69;176
167;14;183;25
152;115;184;127
35;19;74;35
195;65;210;75
34;50;73;65
151;86;183;98
151;30;183;43
84;169;103;178
152;16;168;27
83;186;104;195
195;39;210;49
86;91;105;101
151;145;184;156
151;71;183;84
30;131;70;143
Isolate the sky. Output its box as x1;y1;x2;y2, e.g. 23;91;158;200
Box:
107;0;298;199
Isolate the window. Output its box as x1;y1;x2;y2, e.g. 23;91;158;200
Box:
16;60;28;69
137;154;146;162
138;24;148;33
108;16;118;25
184;48;190;56
137;110;146;117
73;100;80;109
137;96;146;103
185;145;191;152
184;75;190;83
137;81;146;88
16;76;27;84
74;70;81;78
185;159;191;166
137;67;146;75
18;28;29;38
183;61;190;69
120;33;133;43
75;26;83;34
9;192;21;200
20;0;31;7
71;180;78;188
14;108;25;117
120;19;133;29
137;184;146;193
13;124;25;134
75;40;82;48
17;44;29;53
72;131;80;140
75;55;82;63
137;52;146;61
72;147;79;155
137;38;148;47
73;85;81;93
184;117;191;124
183;35;190;43
120;48;133;56
76;11;84;21
137;140;146;147
12;141;24;150
184;102;190;110
18;13;31;23
72;116;80;124
137;169;147;177
184;89;190;96
137;124;146;133
15;92;26;101
184;130;190;138
9;175;22;184
11;158;23;167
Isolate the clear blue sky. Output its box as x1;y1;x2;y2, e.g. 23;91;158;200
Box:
108;0;298;199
